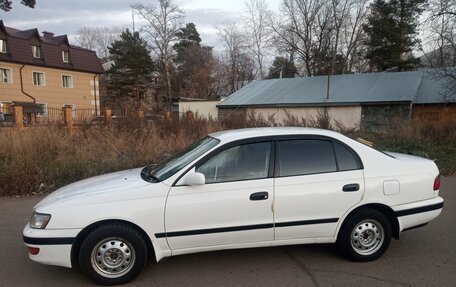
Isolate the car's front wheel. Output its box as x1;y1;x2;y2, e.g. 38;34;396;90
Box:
79;223;148;285
337;208;392;261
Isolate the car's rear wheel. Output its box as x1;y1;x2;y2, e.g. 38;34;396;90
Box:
79;223;148;285
337;208;392;261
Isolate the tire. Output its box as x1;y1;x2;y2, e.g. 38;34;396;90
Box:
337;208;392;262
78;223;148;285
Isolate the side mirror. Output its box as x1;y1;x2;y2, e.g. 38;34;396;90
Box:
183;172;205;186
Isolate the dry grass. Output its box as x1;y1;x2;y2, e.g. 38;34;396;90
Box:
361;118;456;176
0;119;221;196
0;114;454;196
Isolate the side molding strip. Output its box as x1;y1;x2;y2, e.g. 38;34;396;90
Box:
23;236;75;245
155;218;339;238
395;202;444;217
275;218;339;227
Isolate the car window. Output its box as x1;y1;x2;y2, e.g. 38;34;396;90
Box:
277;139;337;177
333;141;359;171
196;142;271;184
148;137;220;182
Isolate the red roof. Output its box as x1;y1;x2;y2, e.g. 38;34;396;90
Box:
0;21;104;74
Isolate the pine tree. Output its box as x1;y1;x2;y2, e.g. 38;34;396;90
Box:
107;29;154;108
173;23;202;52
0;0;35;11
267;56;297;79
364;0;427;71
173;23;216;98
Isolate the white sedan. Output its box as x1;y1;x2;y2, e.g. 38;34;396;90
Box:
23;127;444;285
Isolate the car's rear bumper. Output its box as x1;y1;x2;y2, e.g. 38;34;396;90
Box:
393;196;444;232
23;224;81;268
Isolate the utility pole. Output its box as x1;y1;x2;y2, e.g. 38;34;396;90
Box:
132;9;136;33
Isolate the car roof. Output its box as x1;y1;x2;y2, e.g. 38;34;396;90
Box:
209;127;343;142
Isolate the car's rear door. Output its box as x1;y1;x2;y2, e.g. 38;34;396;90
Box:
273;137;365;240
164;140;274;250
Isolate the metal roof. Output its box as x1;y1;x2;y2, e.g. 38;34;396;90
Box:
415;70;456;103
218;70;454;108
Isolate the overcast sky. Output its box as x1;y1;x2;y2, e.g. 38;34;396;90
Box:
1;0;282;51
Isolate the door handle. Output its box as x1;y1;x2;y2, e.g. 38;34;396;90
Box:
250;192;269;201
343;184;360;192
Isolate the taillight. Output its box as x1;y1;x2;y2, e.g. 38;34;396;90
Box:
433;175;440;191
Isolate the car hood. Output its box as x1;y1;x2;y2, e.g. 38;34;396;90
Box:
35;168;160;210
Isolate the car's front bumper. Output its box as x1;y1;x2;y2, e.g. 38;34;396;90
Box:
23;224;82;268
393;196;444;232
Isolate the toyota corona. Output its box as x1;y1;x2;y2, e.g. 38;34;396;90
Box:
23;127;444;285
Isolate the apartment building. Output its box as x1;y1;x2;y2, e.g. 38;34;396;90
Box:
0;21;103;121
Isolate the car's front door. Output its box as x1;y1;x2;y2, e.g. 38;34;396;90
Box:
273;138;365;240
164;140;274;250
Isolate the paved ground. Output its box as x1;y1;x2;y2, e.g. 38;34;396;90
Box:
1;177;455;287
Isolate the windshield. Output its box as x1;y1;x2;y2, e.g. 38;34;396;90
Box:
143;136;220;183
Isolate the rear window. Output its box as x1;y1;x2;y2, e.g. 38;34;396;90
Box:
277;139;337;177
334;141;359;171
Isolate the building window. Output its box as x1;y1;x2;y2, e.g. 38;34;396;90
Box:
0;39;6;53
32;45;42;58
0;102;12;113
0;68;12;83
62;75;73;88
62;51;69;63
33;72;45;86
36;103;48;117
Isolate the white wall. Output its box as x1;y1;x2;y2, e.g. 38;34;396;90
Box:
179;101;220;119
247;106;362;130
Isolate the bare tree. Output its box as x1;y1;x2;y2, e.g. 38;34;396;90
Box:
330;0;349;74
243;0;271;79
423;0;456;67
423;0;456;101
313;2;334;75
75;27;97;51
268;0;330;76
267;0;369;76
217;22;254;93
340;0;370;73
75;27;122;60
133;0;184;111
209;57;233;97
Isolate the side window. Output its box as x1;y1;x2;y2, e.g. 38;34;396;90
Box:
196;142;271;184
333;141;360;171
277;140;337;177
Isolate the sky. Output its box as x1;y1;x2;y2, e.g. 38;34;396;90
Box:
1;0;282;51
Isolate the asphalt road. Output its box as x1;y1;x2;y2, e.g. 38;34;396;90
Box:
1;177;455;287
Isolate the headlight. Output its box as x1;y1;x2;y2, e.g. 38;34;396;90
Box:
29;212;51;229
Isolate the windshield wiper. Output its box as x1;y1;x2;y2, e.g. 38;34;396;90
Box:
147;174;160;183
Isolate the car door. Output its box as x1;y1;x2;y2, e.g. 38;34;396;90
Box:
164;140;274;250
273;138;364;240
